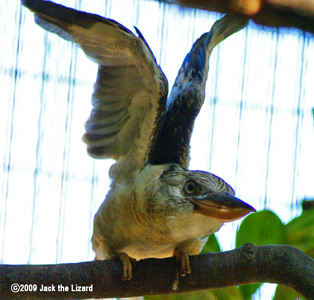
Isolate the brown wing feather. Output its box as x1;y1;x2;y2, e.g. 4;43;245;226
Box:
22;0;169;181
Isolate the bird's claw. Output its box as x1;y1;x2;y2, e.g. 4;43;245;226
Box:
174;249;191;277
110;252;136;281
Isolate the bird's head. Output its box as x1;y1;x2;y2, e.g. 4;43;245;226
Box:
139;164;255;222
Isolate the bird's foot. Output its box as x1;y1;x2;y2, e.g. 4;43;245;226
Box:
174;249;191;277
172;249;191;290
110;252;136;281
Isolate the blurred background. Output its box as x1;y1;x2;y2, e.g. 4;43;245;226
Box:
1;0;314;298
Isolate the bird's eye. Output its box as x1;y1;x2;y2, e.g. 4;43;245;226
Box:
184;180;198;194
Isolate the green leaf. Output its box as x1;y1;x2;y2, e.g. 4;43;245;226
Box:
286;210;314;258
236;210;287;247
201;233;221;254
235;210;287;299
144;287;243;300
273;284;305;300
207;287;244;300
239;284;261;300
144;290;214;300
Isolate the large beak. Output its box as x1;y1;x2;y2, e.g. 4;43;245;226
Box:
191;192;256;221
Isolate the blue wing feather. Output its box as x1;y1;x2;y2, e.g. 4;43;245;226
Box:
147;15;248;167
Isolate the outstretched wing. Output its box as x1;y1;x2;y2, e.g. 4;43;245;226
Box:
147;14;248;168
22;0;168;181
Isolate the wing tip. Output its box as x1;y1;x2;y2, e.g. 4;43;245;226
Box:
22;0;55;13
21;0;38;9
86;146;109;159
81;133;116;160
22;0;102;30
208;13;249;46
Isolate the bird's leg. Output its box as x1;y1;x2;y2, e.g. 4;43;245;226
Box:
174;248;191;277
110;252;136;281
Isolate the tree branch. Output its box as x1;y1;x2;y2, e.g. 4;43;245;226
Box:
2;244;314;299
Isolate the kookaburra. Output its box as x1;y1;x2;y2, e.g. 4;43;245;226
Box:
23;0;255;280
